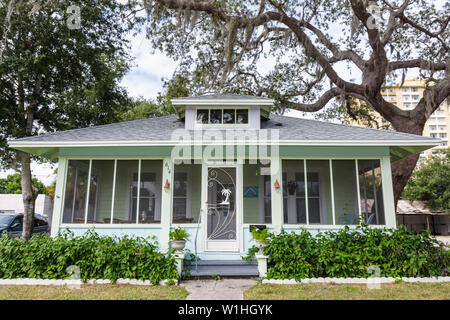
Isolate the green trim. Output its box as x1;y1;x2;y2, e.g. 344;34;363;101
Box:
278;146;390;157
58;145;391;158
60;146;174;157
12;144;434;163
51;157;67;237
160;158;173;252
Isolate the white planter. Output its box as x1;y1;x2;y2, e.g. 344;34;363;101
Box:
255;240;269;255
172;240;186;252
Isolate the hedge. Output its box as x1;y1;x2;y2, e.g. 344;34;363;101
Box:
254;225;449;280
0;230;178;284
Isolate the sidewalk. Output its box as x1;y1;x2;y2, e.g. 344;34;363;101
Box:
180;279;257;300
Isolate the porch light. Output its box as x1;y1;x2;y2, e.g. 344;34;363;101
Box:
274;179;280;189
164;179;170;189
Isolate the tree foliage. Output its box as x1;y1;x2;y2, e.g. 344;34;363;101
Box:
402;149;450;213
0;173;47;195
0;0;137;164
130;0;449;203
0;0;141;239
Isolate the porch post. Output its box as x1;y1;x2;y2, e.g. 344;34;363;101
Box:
270;157;283;233
160;157;174;252
50;157;68;237
380;156;396;228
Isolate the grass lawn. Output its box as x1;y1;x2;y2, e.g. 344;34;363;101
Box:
0;284;190;300
245;282;450;300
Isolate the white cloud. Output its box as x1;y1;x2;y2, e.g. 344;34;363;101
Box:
121;31;178;99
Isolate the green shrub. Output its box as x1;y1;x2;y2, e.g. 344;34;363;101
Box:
169;227;190;241
0;230;178;284
261;225;449;280
251;227;270;243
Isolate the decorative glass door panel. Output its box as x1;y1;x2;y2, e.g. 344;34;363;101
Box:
205;167;238;251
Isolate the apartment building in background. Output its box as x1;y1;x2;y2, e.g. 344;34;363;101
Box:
348;79;449;159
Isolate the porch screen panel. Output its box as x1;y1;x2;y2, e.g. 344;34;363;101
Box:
172;163;201;224
243;162;270;224
358;160;385;225
112;160;138;224
332;160;359;225
282;160;306;224
86;160;114;224
138;160;162;224
62;160;89;224
306;160;332;224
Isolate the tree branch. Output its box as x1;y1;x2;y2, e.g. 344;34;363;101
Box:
381;0;411;45
389;59;447;71
286;87;342;112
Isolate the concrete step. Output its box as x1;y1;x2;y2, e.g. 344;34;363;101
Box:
184;260;259;277
186;260;257;266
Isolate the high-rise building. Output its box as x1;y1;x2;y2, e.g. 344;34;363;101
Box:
348;79;449;159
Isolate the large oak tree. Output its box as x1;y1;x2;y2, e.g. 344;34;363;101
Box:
134;0;449;207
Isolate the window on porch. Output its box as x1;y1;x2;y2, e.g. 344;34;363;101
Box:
358;159;385;225
277;159;386;226
242;161;271;224
62;159;163;224
172;163;202;224
282;160;333;225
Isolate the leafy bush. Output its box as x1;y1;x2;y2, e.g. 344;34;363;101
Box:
169;227;190;241
259;225;449;280
251;227;269;243
402;148;450;213
0;230;178;284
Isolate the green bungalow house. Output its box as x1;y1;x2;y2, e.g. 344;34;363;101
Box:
9;94;438;271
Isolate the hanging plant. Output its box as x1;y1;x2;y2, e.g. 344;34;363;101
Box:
287;180;297;195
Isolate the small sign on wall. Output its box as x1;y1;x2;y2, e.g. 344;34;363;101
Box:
243;186;258;198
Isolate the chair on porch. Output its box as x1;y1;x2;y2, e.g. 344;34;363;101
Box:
365;213;375;225
338;213;357;225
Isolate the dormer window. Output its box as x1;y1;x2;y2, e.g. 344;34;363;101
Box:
196;107;249;125
171;94;274;130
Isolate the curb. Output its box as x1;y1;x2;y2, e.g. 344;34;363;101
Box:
261;276;450;284
0;278;178;286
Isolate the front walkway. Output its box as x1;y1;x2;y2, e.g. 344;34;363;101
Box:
181;279;257;300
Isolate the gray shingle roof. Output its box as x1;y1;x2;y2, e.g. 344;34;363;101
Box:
10;115;438;144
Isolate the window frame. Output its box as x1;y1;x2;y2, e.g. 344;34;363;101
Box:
280;164;327;225
194;107;251;127
172;166;193;223
127;162;162;223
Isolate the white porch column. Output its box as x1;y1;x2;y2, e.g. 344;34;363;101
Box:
380;156;397;228
50;157;68;237
160;157;174;252
270;157;283;233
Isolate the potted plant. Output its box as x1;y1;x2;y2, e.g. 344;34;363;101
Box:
169;227;190;252
251;227;270;254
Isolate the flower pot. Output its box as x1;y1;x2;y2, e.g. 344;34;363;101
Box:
172;240;186;252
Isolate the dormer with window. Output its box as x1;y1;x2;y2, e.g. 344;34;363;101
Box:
171;94;274;130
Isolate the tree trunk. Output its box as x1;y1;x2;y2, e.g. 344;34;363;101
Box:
19;152;38;240
391;153;420;207
389;118;426;209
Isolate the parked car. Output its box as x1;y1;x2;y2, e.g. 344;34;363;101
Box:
0;213;49;238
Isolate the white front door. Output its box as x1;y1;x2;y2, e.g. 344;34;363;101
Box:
203;164;240;252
